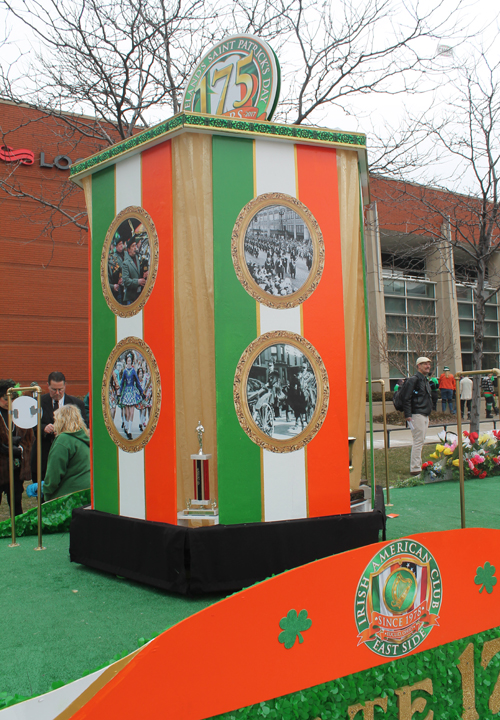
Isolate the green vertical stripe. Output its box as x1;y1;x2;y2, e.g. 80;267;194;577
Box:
213;136;261;524
91;167;119;514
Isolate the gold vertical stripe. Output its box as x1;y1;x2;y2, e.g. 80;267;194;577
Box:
253;139;265;522
294;144;299;199
172;134;217;510
337;149;364;489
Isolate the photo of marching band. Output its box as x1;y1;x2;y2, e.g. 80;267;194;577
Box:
247;342;318;440
244;204;313;297
108;349;153;441
101;206;159;317
107;218;150;306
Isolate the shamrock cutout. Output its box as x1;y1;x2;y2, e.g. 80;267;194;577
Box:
475;562;497;594
278;609;312;649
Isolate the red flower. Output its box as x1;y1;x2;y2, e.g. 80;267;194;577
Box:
473;468;480;476
493;457;500;465
479;471;487;479
422;461;434;469
469;432;479;443
493;430;500;440
463;431;470;437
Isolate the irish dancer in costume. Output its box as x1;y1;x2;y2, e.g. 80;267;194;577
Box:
119;352;144;440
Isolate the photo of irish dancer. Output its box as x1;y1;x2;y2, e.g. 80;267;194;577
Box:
246;343;318;440
244;204;314;297
108;349;154;442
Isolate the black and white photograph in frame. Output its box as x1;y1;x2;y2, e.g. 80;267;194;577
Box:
101;206;159;318
231;193;324;309
102;337;161;453
234;331;329;453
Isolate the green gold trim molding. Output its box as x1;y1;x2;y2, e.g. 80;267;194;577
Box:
70;112;367;184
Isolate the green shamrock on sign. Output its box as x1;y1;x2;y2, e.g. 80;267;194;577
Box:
474;562;497;594
278;609;312;649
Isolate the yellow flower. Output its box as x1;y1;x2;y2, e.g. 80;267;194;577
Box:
436;444;445;453
452;459;460;466
478;435;489;445
488;438;496;446
430;452;438;459
443;448;453;455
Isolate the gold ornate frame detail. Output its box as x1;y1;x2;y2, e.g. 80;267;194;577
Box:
233;331;329;453
100;206;159;318
231;193;324;309
102;336;161;453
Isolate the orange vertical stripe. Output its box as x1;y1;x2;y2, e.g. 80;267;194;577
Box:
142;141;176;523
296;145;350;516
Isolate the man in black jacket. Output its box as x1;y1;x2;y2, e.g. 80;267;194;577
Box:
402;357;433;475
31;371;86;484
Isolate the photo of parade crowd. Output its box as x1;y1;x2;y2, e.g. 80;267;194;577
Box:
246;342;318;440
244;204;314;298
106;217;151;307
107;348;154;442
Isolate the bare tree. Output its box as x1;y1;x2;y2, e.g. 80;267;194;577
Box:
0;0;469;255
371;53;500;430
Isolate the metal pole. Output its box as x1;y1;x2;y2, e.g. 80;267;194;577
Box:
455;368;500;530
7;389;19;547
455;375;464;529
379;380;392;506
367;379;392;506
33;386;45;551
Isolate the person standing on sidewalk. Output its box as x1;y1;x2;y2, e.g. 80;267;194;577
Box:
439;366;456;413
459;376;473;420
481;375;496;419
402;357;433;476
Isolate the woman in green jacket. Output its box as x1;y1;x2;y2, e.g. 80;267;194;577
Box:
43;404;90;501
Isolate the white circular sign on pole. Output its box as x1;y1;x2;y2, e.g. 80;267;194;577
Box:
182;34;281;121
11;395;38;429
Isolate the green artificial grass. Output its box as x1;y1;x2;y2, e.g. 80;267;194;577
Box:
384;476;500;539
0;533;224;699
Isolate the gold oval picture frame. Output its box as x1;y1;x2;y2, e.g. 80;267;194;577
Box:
101;206;159;317
102;337;161;453
231;193;324;308
234;331;329;453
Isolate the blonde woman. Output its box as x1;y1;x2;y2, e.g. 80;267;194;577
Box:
43;404;90;501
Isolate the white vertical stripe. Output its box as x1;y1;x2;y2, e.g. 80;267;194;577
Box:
254;139;307;520
118;448;146;519
115;154;146;519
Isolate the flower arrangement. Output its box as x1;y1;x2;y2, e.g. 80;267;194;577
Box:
420;430;500;482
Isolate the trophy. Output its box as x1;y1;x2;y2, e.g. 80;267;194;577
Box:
184;421;218;519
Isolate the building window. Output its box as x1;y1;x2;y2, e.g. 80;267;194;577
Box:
383;276;437;387
457;286;500;370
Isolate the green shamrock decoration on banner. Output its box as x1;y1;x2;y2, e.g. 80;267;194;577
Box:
278;609;312;649
474;562;497;594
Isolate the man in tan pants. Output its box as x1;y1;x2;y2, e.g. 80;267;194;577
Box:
402;357;433;475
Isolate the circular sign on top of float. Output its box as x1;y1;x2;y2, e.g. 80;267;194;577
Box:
11;395;38;429
182;35;281;121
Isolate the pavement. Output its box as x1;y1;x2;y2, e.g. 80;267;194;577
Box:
367;419;500;449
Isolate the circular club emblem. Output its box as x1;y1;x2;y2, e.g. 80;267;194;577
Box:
182;34;280;121
355;540;442;658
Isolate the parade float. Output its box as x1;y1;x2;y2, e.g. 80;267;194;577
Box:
68;34;383;594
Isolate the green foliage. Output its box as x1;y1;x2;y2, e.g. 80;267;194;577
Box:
0;489;91;539
475;563;498;594
210;627;500;720
392;475;425;488
278;610;312;649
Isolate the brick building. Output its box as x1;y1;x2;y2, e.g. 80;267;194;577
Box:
0;100;117;395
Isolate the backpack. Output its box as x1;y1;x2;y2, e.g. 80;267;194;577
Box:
392;379;407;412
